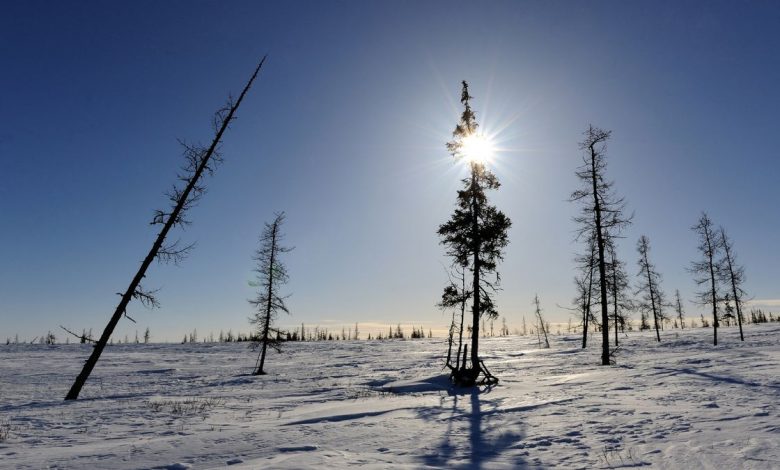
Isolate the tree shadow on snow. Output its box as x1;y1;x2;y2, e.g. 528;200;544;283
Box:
418;385;528;469
653;366;780;394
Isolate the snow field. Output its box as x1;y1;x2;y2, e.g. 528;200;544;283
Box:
1;324;779;469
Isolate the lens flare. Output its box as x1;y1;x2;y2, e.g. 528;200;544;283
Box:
460;133;495;165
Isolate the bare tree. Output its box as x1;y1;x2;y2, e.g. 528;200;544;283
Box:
438;81;511;386
674;289;686;330
636;235;666;342
689;212;722;345
250;212;293;375
606;238;632;346
573;233;598;348
533;294;550;348
438;266;470;372
64;58;267;400
571;126;631;365
718;226;746;341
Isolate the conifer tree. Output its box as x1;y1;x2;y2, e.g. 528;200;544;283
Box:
690;212;722;345
636;235;666;342
719;226;747;341
674;289;686;330
249;212;293;375
606;238;632;345
438;81;511;386
571;126;631;364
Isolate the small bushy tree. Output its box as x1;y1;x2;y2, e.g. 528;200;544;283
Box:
249;212;293;375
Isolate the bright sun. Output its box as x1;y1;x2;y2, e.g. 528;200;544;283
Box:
460;133;495;164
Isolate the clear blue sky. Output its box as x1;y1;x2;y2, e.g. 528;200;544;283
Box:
2;1;779;341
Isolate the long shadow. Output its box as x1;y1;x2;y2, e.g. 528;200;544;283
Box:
652;366;780;393
418;385;528;469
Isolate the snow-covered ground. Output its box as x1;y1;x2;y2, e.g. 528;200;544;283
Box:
1;324;779;469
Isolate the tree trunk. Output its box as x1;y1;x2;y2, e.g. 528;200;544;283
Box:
611;252;619;346
582;262;593;349
65;57;266;400
456;270;466;371
724;245;744;342
705;231;719;346
470;164;481;379
254;219;277;376
642;250;661;342
589;146;610;366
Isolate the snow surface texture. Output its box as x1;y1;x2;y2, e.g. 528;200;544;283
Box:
1;325;779;469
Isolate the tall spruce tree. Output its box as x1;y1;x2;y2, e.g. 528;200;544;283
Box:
438;81;511;386
249;212;293;375
571;126;631;365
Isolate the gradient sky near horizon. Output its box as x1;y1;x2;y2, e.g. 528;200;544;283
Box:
2;1;779;341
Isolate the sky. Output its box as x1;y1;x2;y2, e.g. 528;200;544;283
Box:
2;1;779;342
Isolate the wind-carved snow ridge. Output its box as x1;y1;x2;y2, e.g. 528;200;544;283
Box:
1;324;779;468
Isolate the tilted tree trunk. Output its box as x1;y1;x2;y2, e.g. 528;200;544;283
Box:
641;248;662;342
65;57;266;400
254;219;278;376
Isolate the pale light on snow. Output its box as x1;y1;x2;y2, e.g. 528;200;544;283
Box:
1;324;779;468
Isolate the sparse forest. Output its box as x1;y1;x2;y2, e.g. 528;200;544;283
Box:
570;126;631;365
3;7;779;464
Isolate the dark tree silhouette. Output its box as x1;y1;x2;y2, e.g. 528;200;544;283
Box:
438;81;511;386
249;212;293;376
674;289;686;329
571;126;631;365
573;234;598;348
718;226;747;341
689;212;723;345
438;266;470;371
606;238;632;345
636;235;666;342
64;57;267;400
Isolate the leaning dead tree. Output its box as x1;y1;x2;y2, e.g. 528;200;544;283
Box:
64;57;267;400
689;212;722;346
250;212;293;375
571;125;631;365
